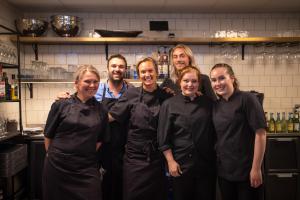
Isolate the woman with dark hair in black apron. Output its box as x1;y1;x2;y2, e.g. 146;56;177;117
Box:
43;65;107;200
108;57;171;200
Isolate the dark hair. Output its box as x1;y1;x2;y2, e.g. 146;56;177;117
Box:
107;54;127;69
177;66;201;86
210;63;239;89
136;57;158;77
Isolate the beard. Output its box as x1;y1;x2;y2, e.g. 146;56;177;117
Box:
109;73;124;85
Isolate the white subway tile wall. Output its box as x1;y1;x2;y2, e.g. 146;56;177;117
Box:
1;12;300;126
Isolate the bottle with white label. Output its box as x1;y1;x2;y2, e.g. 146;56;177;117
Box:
0;65;6;100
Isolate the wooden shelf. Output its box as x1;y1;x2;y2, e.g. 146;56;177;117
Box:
19;36;300;45
21;79;73;83
0;62;19;68
0;99;20;103
21;78;163;84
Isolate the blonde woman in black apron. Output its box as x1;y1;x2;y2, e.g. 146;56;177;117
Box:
43;65;108;200
108;57;172;200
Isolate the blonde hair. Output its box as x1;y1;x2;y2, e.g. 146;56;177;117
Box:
74;65;100;82
170;44;196;83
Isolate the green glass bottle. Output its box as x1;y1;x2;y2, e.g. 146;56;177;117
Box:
287;112;294;133
281;112;287;133
293;112;300;133
265;112;269;132
269;112;275;133
275;112;282;133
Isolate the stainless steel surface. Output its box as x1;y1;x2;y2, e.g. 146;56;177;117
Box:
15;18;48;37
50;15;81;37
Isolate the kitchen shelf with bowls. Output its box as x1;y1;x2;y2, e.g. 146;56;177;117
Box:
19;36;300;45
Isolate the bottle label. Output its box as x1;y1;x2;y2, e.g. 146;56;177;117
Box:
269;124;275;133
288;124;294;132
276;124;282;133
294;123;299;132
0;81;5;99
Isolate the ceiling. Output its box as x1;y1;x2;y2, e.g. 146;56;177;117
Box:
5;0;300;13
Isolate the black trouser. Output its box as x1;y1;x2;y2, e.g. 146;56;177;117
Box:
101;143;124;200
218;176;264;200
172;170;216;200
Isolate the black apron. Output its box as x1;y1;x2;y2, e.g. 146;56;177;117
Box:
123;87;167;200
100;84;127;200
43;102;102;200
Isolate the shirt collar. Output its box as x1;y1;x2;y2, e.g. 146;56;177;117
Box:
218;89;240;102
72;93;96;105
106;80;126;94
180;93;199;103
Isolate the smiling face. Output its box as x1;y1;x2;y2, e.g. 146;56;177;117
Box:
180;71;200;97
210;67;235;100
75;71;100;102
138;60;158;90
172;47;190;71
107;57;126;83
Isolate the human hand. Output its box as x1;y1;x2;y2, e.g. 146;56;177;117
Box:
250;168;263;188
195;91;203;96
163;87;175;96
56;91;71;101
167;159;182;177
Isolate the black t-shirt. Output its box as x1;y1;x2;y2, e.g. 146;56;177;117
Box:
158;93;216;174
160;74;217;101
44;95;108;155
212;90;266;181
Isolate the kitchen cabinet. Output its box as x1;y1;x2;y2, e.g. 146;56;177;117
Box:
0;24;23;142
265;133;300;200
28;139;45;200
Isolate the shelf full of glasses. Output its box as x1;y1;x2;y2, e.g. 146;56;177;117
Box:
0;24;23;139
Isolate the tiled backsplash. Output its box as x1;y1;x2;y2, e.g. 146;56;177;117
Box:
1;11;300;126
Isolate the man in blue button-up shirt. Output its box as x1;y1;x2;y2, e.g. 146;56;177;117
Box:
95;54;129;101
97;54;131;200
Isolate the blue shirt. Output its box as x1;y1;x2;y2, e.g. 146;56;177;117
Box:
95;80;127;102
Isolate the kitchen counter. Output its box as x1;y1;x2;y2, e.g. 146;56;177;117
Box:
267;133;300;137
0;131;22;142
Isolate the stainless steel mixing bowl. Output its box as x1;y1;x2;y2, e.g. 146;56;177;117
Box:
15;18;48;37
50;15;81;37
